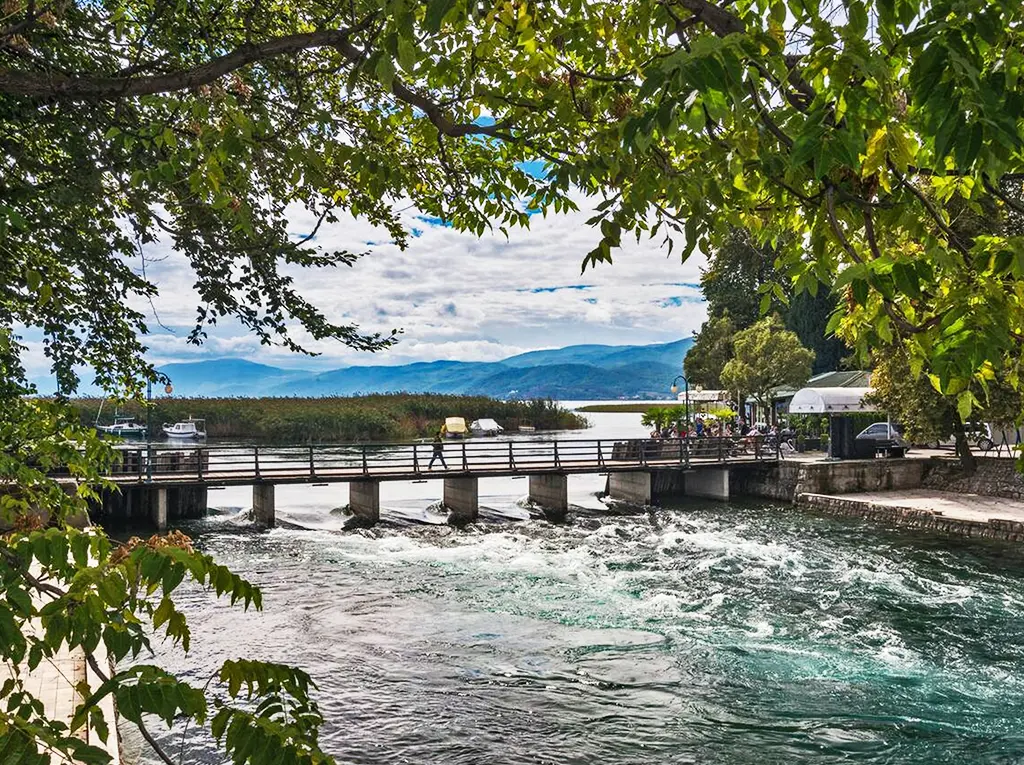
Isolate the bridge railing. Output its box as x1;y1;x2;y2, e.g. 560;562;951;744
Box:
103;435;779;482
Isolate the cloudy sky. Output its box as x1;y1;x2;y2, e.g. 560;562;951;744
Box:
25;193;710;381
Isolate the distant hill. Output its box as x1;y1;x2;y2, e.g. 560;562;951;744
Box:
500;339;692;371
467;362;680;400
146;338;694;399
158;359;314;397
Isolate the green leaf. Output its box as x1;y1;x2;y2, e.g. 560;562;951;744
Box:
425;0;457;33
6;586;32;618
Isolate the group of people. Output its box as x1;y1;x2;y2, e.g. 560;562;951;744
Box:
649;418;797;452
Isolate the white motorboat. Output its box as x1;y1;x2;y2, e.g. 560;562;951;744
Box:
162;418;207;439
469;418;504;436
96;414;147;438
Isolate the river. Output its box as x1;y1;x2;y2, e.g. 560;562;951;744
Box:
141;404;1024;764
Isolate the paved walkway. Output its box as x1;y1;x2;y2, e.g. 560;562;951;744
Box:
828;489;1024;526
2;567;120;763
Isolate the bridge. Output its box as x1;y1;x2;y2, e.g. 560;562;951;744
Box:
97;436;781;528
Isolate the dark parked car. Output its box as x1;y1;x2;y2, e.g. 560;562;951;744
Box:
855;422;911;457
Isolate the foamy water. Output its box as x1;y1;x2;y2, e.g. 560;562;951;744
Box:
135;410;1024;763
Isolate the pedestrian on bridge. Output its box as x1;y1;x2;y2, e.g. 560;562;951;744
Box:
429;433;447;470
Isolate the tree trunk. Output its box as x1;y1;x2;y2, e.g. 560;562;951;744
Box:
952;419;977;475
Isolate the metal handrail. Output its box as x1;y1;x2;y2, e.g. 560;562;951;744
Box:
98;436;778;482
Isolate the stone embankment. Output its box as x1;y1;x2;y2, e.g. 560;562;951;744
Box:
733;456;1024;543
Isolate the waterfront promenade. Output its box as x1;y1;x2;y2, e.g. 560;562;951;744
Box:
2;565;121;763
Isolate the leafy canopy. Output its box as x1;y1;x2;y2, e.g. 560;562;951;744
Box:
4;0;1024;757
720;315;815;414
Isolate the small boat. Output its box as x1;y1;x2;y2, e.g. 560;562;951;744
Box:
162;417;207;439
519;424;536;432
470;418;504;436
96;414;147;438
441;416;468;440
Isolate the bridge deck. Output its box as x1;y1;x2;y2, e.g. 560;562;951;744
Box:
100;436;780;487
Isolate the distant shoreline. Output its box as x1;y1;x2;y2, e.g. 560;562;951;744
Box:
576;403;678;413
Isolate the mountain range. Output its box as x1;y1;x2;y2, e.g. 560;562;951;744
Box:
152;338;694;399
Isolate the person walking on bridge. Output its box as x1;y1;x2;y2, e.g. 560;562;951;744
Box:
429;432;447;470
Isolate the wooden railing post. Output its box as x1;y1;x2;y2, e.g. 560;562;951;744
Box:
553;440;560;468
362;445;369;476
137;449;143;480
413;443;420;473
685;437;690;468
254;446;261;479
508;442;515;470
197;448;203;481
718;436;723;462
462;441;468;471
310;445;316;477
597;440;604;467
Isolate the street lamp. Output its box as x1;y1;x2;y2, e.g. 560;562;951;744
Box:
146;381;172;482
670;374;690;429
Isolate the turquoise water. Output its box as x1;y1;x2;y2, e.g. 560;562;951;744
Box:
153;497;1024;764
141;410;1024;763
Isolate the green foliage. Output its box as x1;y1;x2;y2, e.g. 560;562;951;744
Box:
0;528;333;764
868;343;1021;467
688;228;846;387
720;315;815;415
641;405;687;429
685;315;736;389
701;229;779;328
4;0;1024;756
75;394;586;442
786;289;848;376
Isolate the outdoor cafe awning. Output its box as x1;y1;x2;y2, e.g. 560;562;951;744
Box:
788;387;878;414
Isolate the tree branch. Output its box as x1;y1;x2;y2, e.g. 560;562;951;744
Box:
0;27;365;97
136;716;177;765
887;158;969;254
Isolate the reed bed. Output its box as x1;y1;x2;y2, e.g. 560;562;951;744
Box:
75;394;588;443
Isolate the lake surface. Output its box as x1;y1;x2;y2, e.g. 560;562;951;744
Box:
143;405;1024;764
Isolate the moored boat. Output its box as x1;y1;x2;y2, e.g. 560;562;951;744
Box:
441;416;468;439
162;417;207;439
470;418;503;436
96;414;147;438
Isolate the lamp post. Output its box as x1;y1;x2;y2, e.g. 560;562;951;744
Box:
146;381;173;482
146;380;153;482
670;374;690;429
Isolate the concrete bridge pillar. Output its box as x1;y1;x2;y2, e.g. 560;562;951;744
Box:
253;484;276;527
607;471;652;505
349;480;380;526
151;488;168;531
444;477;478;526
528;474;568;522
686;468;730;500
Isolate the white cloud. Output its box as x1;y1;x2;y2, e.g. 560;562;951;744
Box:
52;193;710;375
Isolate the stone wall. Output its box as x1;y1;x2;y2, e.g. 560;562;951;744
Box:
922;456;1024;500
730;459;925;502
731;462;802;501
796;492;1024;542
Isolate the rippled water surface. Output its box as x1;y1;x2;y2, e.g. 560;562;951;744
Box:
143;410;1024;764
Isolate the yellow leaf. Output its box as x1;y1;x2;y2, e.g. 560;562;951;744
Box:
862;127;887;178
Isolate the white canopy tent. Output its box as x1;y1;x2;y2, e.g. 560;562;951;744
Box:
788;386;881;460
788;387;879;415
